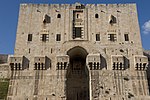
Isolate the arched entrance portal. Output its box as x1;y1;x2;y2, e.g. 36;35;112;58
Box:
66;46;89;100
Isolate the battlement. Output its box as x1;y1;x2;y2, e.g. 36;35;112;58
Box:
20;3;136;9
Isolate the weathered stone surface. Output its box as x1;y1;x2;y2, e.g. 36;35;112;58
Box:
0;2;150;100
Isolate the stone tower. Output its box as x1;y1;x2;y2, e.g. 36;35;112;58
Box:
7;2;150;100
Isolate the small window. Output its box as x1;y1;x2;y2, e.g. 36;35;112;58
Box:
56;34;61;41
43;14;50;24
29;48;30;53
35;63;37;70
38;63;40;70
15;63;18;70
109;15;117;24
28;34;32;41
95;14;99;18
41;34;49;42
73;27;82;39
108;34;117;42
57;14;61;18
10;63;14;70
89;62;92;70
18;63;21;70
96;34;100;41
77;14;79;18
124;34;129;41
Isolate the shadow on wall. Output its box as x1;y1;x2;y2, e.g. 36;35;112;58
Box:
100;55;107;69
45;56;51;70
23;56;29;70
143;51;150;94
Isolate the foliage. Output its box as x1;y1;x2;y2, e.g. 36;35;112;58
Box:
0;79;9;99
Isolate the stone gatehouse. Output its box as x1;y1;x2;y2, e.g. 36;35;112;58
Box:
0;2;150;100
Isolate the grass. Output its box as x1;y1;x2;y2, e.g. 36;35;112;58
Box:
0;79;9;99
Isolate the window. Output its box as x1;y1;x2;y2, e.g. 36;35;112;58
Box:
28;34;32;41
29;48;30;53
56;34;61;41
41;34;49;42
35;63;37;70
73;27;82;38
77;14;79;18
38;63;40;70
109;15;117;24
43;14;50;24
124;34;129;41
18;63;21;70
96;34;100;41
15;63;17;70
57;14;61;18
10;63;14;70
76;4;85;9
108;34;117;41
95;14;99;18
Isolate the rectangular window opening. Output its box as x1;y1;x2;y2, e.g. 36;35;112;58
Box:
96;34;100;41
108;34;116;42
41;34;49;42
56;34;61;41
73;27;82;39
124;34;129;41
28;34;32;41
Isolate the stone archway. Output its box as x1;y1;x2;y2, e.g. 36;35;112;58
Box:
66;46;90;100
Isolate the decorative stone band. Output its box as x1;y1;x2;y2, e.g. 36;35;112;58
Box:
34;56;50;70
87;54;101;70
9;55;26;70
134;55;148;70
111;55;126;70
56;55;69;70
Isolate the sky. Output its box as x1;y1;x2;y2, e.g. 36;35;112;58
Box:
0;0;150;54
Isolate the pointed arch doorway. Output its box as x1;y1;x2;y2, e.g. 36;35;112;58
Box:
66;46;90;100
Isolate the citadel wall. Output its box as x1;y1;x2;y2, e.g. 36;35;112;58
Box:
0;3;149;100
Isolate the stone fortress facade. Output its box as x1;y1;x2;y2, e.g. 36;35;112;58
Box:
0;2;150;100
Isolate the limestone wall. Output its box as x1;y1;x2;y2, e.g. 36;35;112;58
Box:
0;64;10;78
6;3;150;100
14;3;143;71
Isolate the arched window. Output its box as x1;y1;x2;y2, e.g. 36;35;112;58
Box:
113;62;115;70
57;14;61;18
120;63;122;70
140;63;142;70
43;14;51;24
35;63;37;70
89;62;92;70
117;62;119;70
64;62;67;70
10;63;14;70
41;63;44;70
143;63;147;70
110;15;117;24
18;63;21;70
94;62;96;70
57;62;60;70
15;63;18;70
136;63;138;70
97;62;99;70
38;63;40;70
95;14;99;18
77;14;79;18
61;62;63;69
